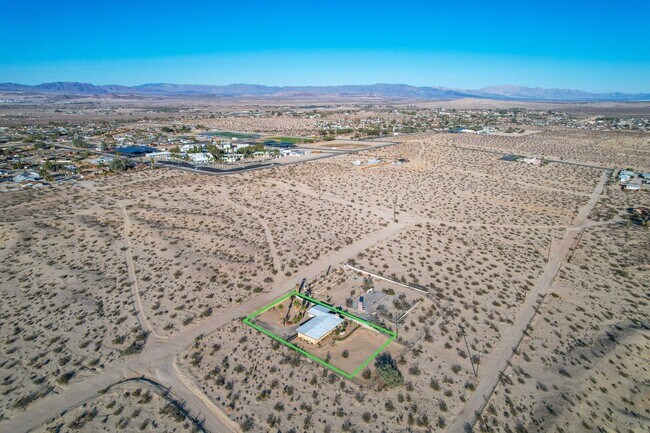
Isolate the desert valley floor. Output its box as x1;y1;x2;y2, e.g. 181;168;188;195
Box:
1;126;648;433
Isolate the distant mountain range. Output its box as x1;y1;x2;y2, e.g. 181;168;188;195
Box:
1;82;648;101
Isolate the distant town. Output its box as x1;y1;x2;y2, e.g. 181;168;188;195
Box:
2;106;648;191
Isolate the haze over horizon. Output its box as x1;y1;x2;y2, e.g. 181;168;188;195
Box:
1;0;649;93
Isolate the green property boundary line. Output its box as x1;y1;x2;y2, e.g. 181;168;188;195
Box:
242;291;396;379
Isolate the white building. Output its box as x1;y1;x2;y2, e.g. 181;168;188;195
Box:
13;171;41;183
223;153;244;163
296;313;343;345
522;157;541;165
145;151;173;159
187;152;214;164
180;143;205;153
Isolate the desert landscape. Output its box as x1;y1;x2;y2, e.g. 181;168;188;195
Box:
1;95;649;433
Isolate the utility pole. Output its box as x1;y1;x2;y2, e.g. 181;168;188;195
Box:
460;325;477;377
394;316;399;337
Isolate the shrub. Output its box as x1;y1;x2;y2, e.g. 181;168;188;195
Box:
374;352;403;388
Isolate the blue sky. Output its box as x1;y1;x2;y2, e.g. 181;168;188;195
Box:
1;0;648;92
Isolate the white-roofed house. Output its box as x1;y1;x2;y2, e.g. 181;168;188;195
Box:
296;313;343;345
307;304;332;318
187;152;214;164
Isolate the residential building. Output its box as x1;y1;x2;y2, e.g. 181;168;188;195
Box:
296;314;343;344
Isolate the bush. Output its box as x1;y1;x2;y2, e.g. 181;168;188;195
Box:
57;371;76;385
240;416;255;432
374;352;404;388
109;158;129;172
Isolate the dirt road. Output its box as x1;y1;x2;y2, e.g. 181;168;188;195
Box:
446;171;609;433
119;202;160;340
0;163;611;433
0;218;407;433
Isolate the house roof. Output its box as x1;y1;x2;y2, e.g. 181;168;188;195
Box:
308;305;331;317
296;314;343;341
115;145;157;155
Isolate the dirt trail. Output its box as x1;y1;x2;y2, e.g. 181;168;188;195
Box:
0;218;408;433
220;190;282;273
1;166;610;433
268;180;398;223
272;180;575;231
0;362;137;433
151;358;241;433
456;168;593;197
447;171;609;433
118;202;161;341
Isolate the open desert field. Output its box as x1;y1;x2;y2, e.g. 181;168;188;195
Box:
3;1;650;431
1;117;648;433
305;139;379;151
33;381;199;433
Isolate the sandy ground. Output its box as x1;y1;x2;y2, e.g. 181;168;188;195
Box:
33;381;198;433
305;139;378;150
1;123;648;433
305;327;394;375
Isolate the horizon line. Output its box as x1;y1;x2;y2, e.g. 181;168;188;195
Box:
2;81;650;96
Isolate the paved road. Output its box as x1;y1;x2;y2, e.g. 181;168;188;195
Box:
447;170;609;433
157;139;398;177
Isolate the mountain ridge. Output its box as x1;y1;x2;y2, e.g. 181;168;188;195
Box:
0;81;648;101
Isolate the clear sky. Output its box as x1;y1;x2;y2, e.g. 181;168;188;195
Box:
1;0;648;92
